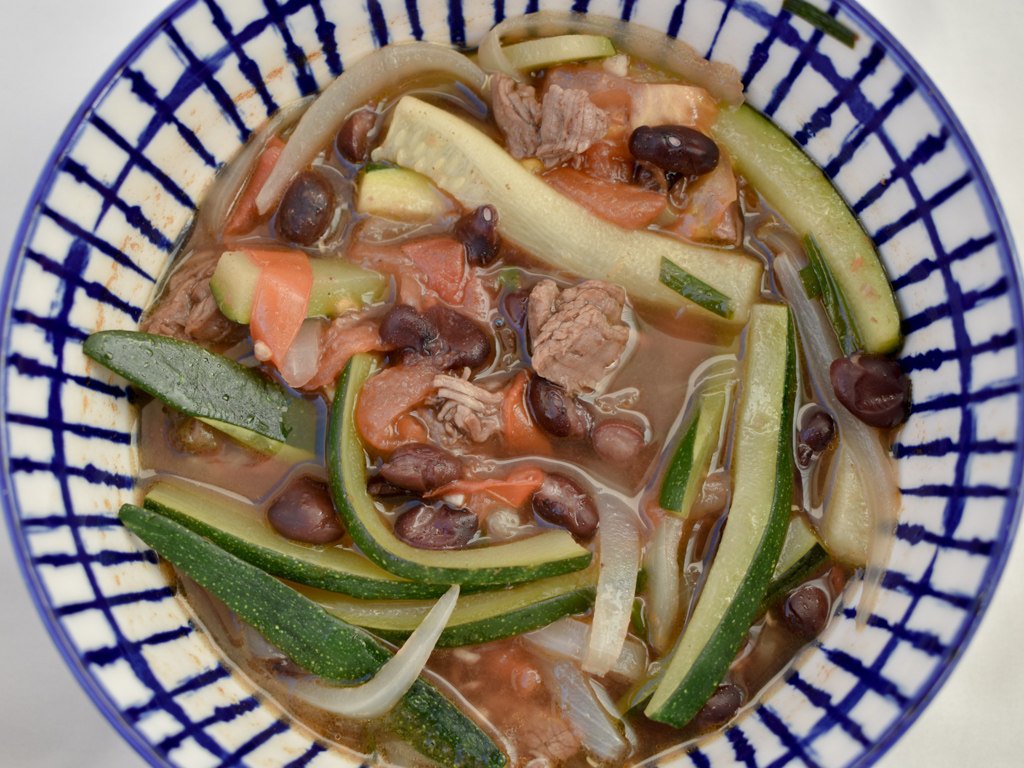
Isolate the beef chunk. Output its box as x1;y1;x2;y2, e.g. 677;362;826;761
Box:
428;371;504;446
528;279;629;395
141;251;246;345
492;74;609;164
536;84;610;164
493;74;543;159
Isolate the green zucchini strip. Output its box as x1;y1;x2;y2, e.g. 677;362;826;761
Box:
328;354;593;585
373;96;763;325
119;504;506;768
659;383;729;516
761;514;830;609
143;482;460;600
300;567;597;647
714;105;901;354
646;303;795;727
83;331;315;458
803;233;861;355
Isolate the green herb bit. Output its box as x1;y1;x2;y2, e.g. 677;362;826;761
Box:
497;268;521;290
804;233;862;355
783;0;858;48
659;258;733;319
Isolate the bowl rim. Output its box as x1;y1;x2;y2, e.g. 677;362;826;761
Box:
2;1;1021;767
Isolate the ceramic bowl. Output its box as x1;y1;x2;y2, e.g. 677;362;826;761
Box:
3;0;1020;767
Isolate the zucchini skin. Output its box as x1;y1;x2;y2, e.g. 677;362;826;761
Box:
327;354;592;586
142;490;459;600
119;504;506;768
83;331;314;451
646;307;796;727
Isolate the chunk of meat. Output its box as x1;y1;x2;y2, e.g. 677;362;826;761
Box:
529;279;630;395
536;84;611;165
141;250;246;345
492;74;543;159
428;371;505;446
492;74;610;165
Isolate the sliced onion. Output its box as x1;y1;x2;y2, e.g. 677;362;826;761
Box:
476;11;744;106
551;662;628;763
278;318;324;389
646;515;685;654
201;96;314;237
292;585;459;719
583;495;640;677
774;253;900;624
524;617;646;683
256;44;487;214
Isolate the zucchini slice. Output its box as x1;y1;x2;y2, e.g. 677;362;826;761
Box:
373;97;763;325
300;567;597;647
646;303;796;727
83;331;315;458
502;34;616;70
143;482;457;600
713;105;901;354
821;450;869;567
328;353;593;585
119;504;506;768
210;251;386;324
356;165;451;221
761;514;829;608
659;384;729;517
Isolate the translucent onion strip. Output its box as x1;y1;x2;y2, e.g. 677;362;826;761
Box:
551;662;628;762
524;617;646;683
256;44;488;214
476;11;744;106
201;96;313;236
584;496;640;676
292;585;459;719
646;515;685;654
774;253;900;624
278;318;324;389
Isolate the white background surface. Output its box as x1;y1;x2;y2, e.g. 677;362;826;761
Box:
0;1;1021;767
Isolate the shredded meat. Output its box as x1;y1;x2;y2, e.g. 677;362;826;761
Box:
529;279;630;395
428;371;504;446
141;250;246;345
492;74;609;164
536;84;611;164
492;74;543;159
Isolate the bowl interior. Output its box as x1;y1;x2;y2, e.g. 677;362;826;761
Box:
3;1;1021;767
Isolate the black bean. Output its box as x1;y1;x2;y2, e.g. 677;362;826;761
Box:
830;353;911;429
502;289;529;329
628;125;719;177
531;474;599;539
267;477;344;545
801;409;836;452
423;305;491;370
336;109;378;163
694;683;744;728
784;584;831;636
394;504;478;550
380;443;463;494
527;377;592;440
453;205;501;266
366;475;417;500
379;304;437;354
592;419;646;463
275;169;335;245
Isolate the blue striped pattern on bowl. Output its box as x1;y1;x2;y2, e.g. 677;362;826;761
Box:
2;0;1020;766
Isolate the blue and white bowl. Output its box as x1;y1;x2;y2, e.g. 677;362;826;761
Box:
3;1;1020;767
